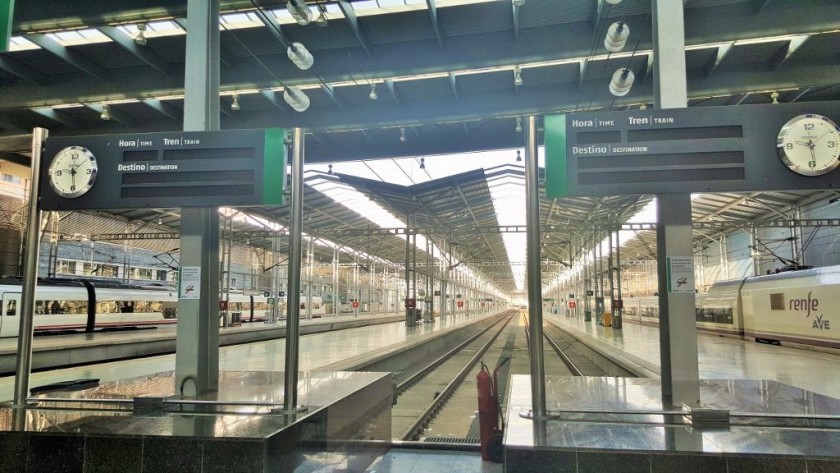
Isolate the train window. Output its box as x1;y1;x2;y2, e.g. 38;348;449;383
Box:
770;293;785;311
5;299;16;316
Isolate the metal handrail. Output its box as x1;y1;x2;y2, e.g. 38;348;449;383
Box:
519;408;840;421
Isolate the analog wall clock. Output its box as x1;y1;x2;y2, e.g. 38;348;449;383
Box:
776;114;840;177
47;146;98;198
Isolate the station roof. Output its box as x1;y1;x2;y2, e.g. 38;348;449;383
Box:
1;0;839;295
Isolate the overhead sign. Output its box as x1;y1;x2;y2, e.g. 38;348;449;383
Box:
40;128;286;210
545;101;840;198
0;0;13;52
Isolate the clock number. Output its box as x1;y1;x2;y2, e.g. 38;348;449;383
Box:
785;143;793;150
70;185;76;192
829;141;837;148
804;123;815;131
56;170;62;176
809;161;816;169
86;168;92;174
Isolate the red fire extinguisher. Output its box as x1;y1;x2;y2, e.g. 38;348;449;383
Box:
477;359;508;462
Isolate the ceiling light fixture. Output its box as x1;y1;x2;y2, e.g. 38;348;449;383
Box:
608;68;634;97
400;127;406;142
515;117;523;133
287;0;313;26
100;104;111;120
315;5;328;27
231;93;240;111
157;217;163;225
328;164;333;175
369;83;378;100
134;23;148;46
513;66;523;87
283;86;310;112
604;21;629;53
419;157;425;169
287;42;314;70
512;0;525;6
771;91;779;104
516;150;522;162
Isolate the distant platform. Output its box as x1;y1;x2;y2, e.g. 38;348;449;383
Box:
505;375;840;473
0;370;393;472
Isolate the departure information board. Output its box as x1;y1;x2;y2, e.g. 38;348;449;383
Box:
40;128;286;210
545;101;840;198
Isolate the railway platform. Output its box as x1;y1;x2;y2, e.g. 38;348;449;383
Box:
0;310;504;471
0;311;405;374
496;312;840;473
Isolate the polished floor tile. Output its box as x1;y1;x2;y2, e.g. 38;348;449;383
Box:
365;449;502;473
545;312;840;399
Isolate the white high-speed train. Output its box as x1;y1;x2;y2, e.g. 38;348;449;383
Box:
0;279;271;337
621;265;839;352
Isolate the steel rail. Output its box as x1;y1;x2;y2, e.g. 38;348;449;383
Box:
401;312;516;441
395;311;512;394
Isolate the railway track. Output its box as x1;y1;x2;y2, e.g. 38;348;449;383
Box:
386;310;631;445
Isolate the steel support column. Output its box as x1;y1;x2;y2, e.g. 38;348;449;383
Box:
13;127;48;407
653;0;700;407
284;128;305;411
175;0;221;397
524;115;546;429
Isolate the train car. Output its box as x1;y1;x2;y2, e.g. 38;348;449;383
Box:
0;280;177;337
620;265;840;352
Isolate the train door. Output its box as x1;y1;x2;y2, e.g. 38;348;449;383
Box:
1;292;22;337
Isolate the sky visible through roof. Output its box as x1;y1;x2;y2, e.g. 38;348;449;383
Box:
305;148;545;293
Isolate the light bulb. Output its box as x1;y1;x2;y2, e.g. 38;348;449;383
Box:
419;157;425;169
609;68;634;97
400;127;406;142
100;104;110;120
315;9;328;27
287;0;313;26
328;164;333;175
604;22;629;53
515;117;523;133
231;93;240;111
369;84;378;100
516;150;522;162
287;42;314;70
513;66;523;87
283;86;310;112
134;23;147;46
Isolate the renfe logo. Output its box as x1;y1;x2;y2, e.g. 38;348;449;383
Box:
789;292;830;331
789;292;818;317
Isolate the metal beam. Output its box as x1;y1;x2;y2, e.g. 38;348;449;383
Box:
448;73;459;100
426;0;443;47
142;98;181;121
384;79;403;106
30;107;86;128
27;34;107;80
512;1;521;41
770;34;809;69
320;83;345;110
99;25;172;75
260;89;288;111
703;42;734;77
252;5;291;47
337;0;371;55
0;56;48;85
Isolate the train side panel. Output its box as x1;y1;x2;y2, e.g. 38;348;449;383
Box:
739;267;840;349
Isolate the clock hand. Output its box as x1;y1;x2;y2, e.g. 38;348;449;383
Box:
795;140;811;147
814;131;834;144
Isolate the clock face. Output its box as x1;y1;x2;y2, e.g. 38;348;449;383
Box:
776;114;840;177
47;146;98;198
